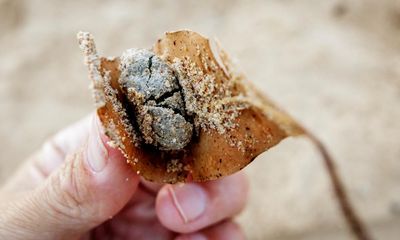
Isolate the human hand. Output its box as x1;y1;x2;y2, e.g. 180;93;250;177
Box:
0;114;248;240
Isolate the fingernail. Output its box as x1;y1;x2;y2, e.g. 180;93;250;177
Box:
176;233;207;240
87;115;108;172
168;183;207;223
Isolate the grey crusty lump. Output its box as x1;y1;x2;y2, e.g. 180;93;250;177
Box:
119;48;193;150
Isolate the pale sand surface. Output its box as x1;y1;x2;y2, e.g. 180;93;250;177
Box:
1;0;400;239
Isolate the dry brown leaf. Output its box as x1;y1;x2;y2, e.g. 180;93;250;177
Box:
77;30;372;240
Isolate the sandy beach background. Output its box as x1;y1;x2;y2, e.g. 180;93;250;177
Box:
1;0;400;239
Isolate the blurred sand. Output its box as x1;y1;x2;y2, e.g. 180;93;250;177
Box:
1;0;400;239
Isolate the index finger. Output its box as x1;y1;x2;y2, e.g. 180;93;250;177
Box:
1;113;94;192
39;113;93;175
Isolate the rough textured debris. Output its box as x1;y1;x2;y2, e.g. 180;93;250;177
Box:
118;48;193;150
119;49;179;101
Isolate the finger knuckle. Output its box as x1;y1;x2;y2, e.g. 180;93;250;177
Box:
46;150;95;222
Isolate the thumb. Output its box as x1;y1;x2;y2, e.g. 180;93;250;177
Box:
0;116;140;240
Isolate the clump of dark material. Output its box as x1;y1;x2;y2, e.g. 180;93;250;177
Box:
119;49;193;150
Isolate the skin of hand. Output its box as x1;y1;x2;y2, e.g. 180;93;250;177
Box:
0;114;248;240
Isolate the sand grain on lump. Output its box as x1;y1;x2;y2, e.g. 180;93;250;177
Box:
119;48;193;151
